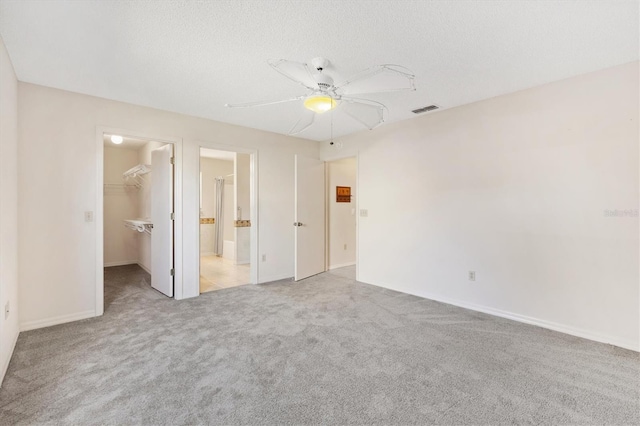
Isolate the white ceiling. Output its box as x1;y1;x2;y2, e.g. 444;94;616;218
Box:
200;148;235;161
103;134;151;149
1;1;637;141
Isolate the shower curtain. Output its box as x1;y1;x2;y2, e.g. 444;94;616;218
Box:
214;177;224;256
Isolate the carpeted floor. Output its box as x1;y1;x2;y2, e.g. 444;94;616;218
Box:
0;264;638;425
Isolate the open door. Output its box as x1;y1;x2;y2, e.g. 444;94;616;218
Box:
151;144;174;297
294;155;325;280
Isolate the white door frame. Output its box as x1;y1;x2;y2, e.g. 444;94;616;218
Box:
95;126;183;316
197;141;259;287
322;152;359;282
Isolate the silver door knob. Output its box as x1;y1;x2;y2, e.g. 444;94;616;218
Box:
293;222;303;226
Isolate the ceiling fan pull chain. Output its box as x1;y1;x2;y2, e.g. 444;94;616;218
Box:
330;105;333;145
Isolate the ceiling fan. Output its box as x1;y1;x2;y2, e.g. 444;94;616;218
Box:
225;57;416;135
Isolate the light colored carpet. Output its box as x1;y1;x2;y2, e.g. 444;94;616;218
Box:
0;264;638;425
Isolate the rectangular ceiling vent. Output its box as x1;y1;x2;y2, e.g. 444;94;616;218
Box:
412;105;439;114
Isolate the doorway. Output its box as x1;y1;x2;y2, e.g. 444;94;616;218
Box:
199;148;252;293
293;154;357;281
326;157;357;277
102;133;175;309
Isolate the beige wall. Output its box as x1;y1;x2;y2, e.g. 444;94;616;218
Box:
235;153;251;264
236;153;251;221
328;157;356;269
18;82;319;330
320;61;640;350
103;146;140;266
0;37;19;384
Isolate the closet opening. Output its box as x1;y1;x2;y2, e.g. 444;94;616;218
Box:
102;134;175;309
199;148;252;293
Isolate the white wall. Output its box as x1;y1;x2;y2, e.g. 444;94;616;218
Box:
0;37;19;384
137;141;167;272
199;157;233;255
18;83;318;330
327;157;356;269
103;146;139;266
320;61;639;351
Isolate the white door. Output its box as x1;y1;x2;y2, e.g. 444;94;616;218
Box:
151;145;174;297
294;155;325;280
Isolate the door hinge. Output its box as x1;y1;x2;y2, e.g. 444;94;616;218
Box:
171;212;175;220
170;268;175;276
170;157;175;165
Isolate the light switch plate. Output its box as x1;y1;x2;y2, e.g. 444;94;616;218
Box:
360;209;368;217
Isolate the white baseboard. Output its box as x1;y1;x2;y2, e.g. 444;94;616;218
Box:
137;262;151;274
235;260;250;265
0;328;19;387
104;260;138;267
200;251;215;257
363;279;639;352
329;262;355;270
258;274;293;284
20;310;96;332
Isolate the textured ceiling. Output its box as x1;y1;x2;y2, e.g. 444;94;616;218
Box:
1;0;638;141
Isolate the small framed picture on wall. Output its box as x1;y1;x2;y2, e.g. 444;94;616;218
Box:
336;186;351;203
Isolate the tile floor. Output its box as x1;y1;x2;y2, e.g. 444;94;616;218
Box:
200;255;250;293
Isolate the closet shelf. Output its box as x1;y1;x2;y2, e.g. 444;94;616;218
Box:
104;183;139;190
124;219;153;234
123;164;151;178
123;164;151;188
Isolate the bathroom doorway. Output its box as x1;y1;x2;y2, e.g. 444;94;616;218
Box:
102;133;175;307
199;148;252;293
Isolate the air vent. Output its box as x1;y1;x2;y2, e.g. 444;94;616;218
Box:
412;105;439;114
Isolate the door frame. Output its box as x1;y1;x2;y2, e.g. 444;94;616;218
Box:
95;126;183;315
322;152;359;281
197;142;259;287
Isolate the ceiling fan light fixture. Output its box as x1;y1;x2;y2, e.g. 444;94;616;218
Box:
304;95;336;113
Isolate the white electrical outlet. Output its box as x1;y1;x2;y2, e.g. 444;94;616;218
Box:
469;271;476;281
84;211;94;222
360;209;368;217
262;254;266;262
4;301;9;320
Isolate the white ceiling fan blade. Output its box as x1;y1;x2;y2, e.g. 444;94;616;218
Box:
268;59;318;90
336;65;415;95
225;96;304;108
288;108;315;135
340;97;387;130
